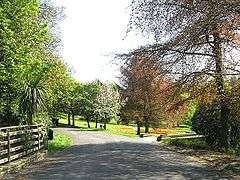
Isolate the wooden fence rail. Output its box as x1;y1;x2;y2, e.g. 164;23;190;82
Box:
162;133;205;140
0;125;45;165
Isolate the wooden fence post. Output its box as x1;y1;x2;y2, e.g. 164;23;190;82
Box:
25;127;28;155
7;130;10;162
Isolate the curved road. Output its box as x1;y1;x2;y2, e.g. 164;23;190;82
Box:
6;128;230;180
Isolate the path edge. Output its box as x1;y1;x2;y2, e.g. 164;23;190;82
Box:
0;150;47;178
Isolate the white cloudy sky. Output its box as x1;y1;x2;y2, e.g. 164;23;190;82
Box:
56;0;152;82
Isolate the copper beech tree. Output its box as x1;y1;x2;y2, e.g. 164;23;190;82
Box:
128;0;240;148
119;53;188;134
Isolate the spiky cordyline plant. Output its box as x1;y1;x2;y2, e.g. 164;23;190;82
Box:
20;81;45;125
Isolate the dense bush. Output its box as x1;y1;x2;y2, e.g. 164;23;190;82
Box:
0;107;21;127
182;101;197;126
169;138;209;150
192;102;240;149
192;103;220;148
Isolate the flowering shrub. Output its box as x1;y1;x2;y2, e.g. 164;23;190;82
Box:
117;127;134;133
149;128;173;135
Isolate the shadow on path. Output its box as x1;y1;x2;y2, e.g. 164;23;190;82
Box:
57;123;104;132
6;142;229;180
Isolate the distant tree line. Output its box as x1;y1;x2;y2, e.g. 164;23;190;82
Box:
53;80;121;130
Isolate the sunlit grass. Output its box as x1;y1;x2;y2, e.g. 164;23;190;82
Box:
59;117;138;137
59;115;193;138
48;131;73;153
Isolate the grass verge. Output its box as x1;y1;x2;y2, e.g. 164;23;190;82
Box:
163;138;240;156
163;138;209;150
48;131;73;153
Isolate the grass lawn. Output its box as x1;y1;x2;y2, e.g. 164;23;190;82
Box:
59;117;138;138
149;126;192;136
48;130;73;153
163;138;209;150
59;115;193;138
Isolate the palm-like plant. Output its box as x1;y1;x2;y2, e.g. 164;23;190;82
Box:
20;82;45;125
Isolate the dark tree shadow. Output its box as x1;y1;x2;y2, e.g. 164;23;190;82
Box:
6;142;231;180
57;123;105;132
57;123;79;128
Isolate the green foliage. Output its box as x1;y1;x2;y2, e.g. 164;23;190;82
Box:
168;138;209;150
0;0;68;126
33;113;50;126
48;131;73;153
164;137;240;156
20;83;45;124
0;0;42;124
225;147;240;156
44;61;72;117
192;103;223;148
69;81;84;116
0;106;21;126
183;100;197;126
79;81;101;121
192;102;240;149
23;127;35;150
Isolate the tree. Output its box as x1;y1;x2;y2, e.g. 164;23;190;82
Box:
79;81;101;128
94;83;121;130
120;53;167;133
0;0;50;126
40;0;65;55
54;79;83;127
128;0;240;148
70;82;85;127
20;83;45;125
0;0;68;127
19;55;64;125
44;59;73;123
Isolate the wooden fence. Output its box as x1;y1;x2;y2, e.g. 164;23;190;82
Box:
0;125;45;165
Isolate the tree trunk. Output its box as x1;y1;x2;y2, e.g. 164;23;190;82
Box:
95;120;98;128
144;117;149;133
68;113;71;126
136;121;141;135
28;113;33;125
145;125;149;133
72;113;75;127
213;32;230;148
86;119;91;128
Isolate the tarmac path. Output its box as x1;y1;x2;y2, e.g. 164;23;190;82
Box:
5;128;230;180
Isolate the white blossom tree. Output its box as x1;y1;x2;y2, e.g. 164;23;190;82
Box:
94;83;121;129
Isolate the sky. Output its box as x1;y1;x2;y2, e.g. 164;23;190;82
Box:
56;0;152;83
